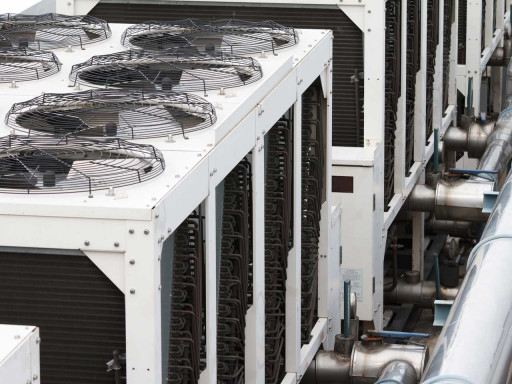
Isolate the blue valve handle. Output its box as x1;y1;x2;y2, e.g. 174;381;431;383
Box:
449;168;497;182
364;330;430;339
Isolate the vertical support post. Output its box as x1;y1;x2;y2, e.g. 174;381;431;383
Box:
467;76;474;115
318;58;338;350
434;253;442;300
394;0;408;193
434;128;440;173
466;0;483;116
205;190;217;384
285;97;302;374
415;0;428;158
449;0;459;116
433;0;445;133
343;280;351;337
363;0;386;145
412;0;428;282
485;0;495;48
245;142;265;384
493;0;506;112
124;221;162;384
412;212;426;279
412;173;426;280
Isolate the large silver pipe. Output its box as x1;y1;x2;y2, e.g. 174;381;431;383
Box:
443;121;496;159
425;218;477;238
434;178;494;221
384;279;459;308
351;342;427;384
408;185;436;212
421;171;512;383
303;342;427;384
302;351;350;384
378;361;417;384
408;180;494;222
475;105;512;181
442;126;468;152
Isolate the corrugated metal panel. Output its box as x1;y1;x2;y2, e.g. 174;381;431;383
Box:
0;252;126;384
90;3;365;147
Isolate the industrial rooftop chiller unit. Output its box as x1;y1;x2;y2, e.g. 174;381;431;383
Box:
0;14;339;384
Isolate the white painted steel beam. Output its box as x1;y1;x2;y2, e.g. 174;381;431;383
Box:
245;142;266;384
0;24;334;384
363;0;386;145
285;97;303;376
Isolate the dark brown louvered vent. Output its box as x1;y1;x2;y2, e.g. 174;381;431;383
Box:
0;251;126;384
89;3;364;147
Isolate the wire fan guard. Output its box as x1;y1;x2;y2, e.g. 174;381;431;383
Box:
69;49;262;93
0;136;165;194
6;89;217;139
121;19;298;55
0;13;111;49
0;48;61;82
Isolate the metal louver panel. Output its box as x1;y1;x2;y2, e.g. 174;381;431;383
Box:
426;0;440;140
458;0;467;64
443;0;455;110
384;0;401;209
406;0;420;173
0;251;126;384
90;3;364;147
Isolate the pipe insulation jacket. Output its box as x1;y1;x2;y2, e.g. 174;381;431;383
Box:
384;279;459;308
376;361;417;384
421;171;512;383
476;101;512;181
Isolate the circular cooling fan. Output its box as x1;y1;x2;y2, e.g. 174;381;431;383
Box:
0;136;165;194
0;48;61;82
121;19;298;55
69;49;262;93
6;89;217;139
0;13;111;49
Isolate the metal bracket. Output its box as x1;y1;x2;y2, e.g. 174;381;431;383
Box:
483;191;500;214
433;300;454;327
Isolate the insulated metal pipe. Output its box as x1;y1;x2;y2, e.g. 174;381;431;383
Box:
434;178;494;221
476;103;512;181
408;185;436;212
351;342;427;384
443;121;496;158
303;342;427;384
377;361;417;384
443;126;468;152
304;342;427;384
425;218;477;238
302;351;350;384
408;180;494;222
384;279;459;308
421;171;512;383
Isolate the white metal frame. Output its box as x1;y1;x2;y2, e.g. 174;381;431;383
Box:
144;0;512;330
81;0;512;343
0;24;336;384
456;0;511;115
332;0;511;328
332;0;509;327
0;325;40;384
